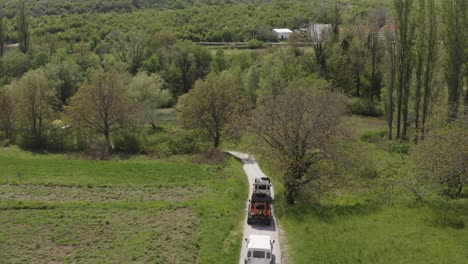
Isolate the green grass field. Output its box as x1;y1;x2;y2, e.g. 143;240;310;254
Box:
242;116;468;264
0;147;247;263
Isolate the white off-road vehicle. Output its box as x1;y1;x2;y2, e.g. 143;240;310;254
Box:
244;235;275;264
253;177;272;197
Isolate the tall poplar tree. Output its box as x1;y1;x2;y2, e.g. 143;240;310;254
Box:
17;0;29;54
443;0;466;122
421;0;438;140
394;0;414;140
0;5;5;57
413;0;426;143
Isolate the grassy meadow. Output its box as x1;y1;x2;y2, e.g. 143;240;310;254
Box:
236;116;468;264
0;147;247;263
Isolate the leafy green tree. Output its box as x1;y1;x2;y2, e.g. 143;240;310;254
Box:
349;34;367;97
44;61;82;105
413;0;426;143
31;51;49;69
15;69;56;148
107;30;147;75
68;71;134;150
367;6;386;101
383;25;398;140
0;87;14;140
420;0;438;141
17;0;29;54
443;0;466;121
0;50;29;78
128;72;172;129
211;48;226;73
251;84;348;205
182;72;249;149
394;0;415;140
0;6;5;57
160;41;211;97
243;64;260;103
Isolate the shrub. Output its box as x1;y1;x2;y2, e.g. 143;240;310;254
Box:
389;140;410;154
46;127;75;152
0;131;10;147
113;131;142;154
360;129;387;142
86;138;110;160
142;129;200;156
16;132;48;150
347;97;383;117
247;39;264;49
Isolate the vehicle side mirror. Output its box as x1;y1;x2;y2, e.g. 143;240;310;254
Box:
271;240;275;244
248;199;251;202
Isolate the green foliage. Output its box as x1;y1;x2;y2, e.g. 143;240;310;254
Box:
0;131;10;147
348;97;384;116
0;50;29;78
183;71;249;149
30;51;49;69
247;39;263;49
113;130;142;154
360;129;387;142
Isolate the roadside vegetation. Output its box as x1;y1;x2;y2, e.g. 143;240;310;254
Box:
0;0;467;263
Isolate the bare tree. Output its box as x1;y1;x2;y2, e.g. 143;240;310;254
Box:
68;71;134;150
411;125;468;198
182;72;249;150
251;85;347;204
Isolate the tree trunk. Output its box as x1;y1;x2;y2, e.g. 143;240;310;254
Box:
214;131;220;149
370;42;377;102
396;74;403;140
355;70;361;97
104;126;111;151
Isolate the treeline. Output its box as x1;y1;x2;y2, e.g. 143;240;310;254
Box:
1;0;313;17
0;1;381;44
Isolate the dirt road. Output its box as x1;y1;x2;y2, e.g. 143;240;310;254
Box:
229;151;283;264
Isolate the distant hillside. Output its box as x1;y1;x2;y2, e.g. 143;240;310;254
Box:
1;0;279;18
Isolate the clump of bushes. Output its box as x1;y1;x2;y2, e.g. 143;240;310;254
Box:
0;131;10;147
348;97;383;117
142;130;200;157
247;39;264;49
360;129;387;142
113;131;142;154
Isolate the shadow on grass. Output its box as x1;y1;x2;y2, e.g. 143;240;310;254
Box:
425;199;468;230
275;193;380;223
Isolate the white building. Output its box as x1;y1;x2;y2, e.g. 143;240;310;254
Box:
272;28;293;40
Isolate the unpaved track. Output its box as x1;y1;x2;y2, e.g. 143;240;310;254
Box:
229;151;283;264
